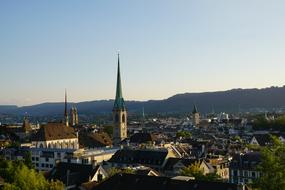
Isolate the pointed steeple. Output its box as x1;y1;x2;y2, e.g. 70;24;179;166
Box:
113;53;126;110
64;89;69;127
192;104;198;114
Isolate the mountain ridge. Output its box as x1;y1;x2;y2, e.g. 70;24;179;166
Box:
0;86;284;116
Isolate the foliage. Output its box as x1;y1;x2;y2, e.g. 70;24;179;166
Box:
23;151;33;169
246;144;261;151
253;136;285;190
253;114;285;132
233;135;242;143
107;167;135;177
176;131;192;139
0;157;64;190
103;125;113;137
180;161;221;182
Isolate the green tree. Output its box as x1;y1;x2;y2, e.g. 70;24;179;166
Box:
23;151;33;169
176;131;192;139
180;161;221;181
180;161;204;179
107;167;135;177
0;157;64;190
103;125;113;137
253;136;285;190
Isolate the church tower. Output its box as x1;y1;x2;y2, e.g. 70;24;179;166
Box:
192;104;200;126
70;107;79;127
112;53;127;145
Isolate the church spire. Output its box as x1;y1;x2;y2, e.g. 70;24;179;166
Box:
64;89;69;127
113;53;126;110
192;104;198;114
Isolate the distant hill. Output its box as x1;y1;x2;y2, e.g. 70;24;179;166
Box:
0;86;285;116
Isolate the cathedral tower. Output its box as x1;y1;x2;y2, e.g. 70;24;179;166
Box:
112;53;127;145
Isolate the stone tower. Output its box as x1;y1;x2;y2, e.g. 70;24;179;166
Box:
70;107;79;127
192;104;200;126
112;53;127;145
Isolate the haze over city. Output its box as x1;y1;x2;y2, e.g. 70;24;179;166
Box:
1;0;285;106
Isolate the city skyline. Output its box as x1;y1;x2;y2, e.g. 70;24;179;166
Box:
1;0;285;106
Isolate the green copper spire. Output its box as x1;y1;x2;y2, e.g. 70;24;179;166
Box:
113;53;126;110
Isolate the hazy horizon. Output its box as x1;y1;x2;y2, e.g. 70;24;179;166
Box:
0;84;283;107
1;1;285;106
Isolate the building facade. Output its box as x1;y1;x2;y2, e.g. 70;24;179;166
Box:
229;152;261;185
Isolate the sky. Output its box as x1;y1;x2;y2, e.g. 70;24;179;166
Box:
0;0;285;106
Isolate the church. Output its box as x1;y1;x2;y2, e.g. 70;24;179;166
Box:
112;54;128;145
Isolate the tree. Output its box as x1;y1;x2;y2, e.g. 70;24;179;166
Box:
0;157;64;190
253;136;285;190
180;161;221;182
176;131;192;139
23;151;33;169
180;161;204;179
107;167;135;177
103;125;113;137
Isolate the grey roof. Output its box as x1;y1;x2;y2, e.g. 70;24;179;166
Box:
92;173;239;190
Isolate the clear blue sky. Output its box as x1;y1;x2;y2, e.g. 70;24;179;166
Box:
0;0;285;106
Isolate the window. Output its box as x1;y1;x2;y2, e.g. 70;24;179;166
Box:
233;170;238;176
35;163;39;167
41;163;44;167
252;171;256;178
244;171;248;177
122;114;125;123
49;164;53;168
45;158;49;162
32;157;35;161
115;114;119;123
36;157;39;161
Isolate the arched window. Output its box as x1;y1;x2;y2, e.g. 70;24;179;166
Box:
39;143;44;148
122;114;125;123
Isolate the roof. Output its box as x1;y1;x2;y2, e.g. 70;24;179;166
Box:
135;168;160;176
129;133;156;144
32;123;77;141
92;173;239;190
113;54;126;111
163;158;201;171
50;162;104;186
108;148;168;166
79;132;112;148
253;134;272;146
230;152;261;170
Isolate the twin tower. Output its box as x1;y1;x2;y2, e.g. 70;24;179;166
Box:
112;54;127;145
